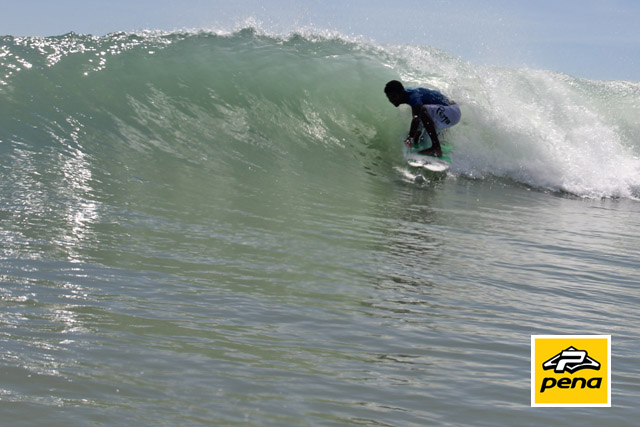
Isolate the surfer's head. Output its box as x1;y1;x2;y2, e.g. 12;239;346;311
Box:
384;80;406;107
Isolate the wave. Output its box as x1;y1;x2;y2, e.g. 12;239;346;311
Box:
2;27;640;198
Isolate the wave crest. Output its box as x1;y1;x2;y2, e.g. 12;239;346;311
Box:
2;27;639;198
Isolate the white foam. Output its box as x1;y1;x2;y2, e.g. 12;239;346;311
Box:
384;44;640;198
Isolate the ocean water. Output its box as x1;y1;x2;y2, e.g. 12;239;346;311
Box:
1;28;640;425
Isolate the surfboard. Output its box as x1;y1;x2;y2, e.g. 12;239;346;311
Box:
402;122;452;172
403;143;452;173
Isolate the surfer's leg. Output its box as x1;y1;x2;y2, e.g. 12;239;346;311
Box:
419;104;461;157
416;106;442;156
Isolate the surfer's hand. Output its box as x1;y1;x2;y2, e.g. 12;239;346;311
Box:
404;137;414;147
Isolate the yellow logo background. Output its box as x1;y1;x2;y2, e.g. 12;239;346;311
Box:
531;335;611;407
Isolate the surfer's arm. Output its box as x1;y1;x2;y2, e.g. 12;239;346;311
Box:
404;114;421;146
408;114;421;140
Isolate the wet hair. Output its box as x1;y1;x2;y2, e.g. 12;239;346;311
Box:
384;80;405;95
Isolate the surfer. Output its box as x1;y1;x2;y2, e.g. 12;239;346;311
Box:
384;80;461;157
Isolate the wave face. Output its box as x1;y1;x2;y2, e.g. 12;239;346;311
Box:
1;28;640;198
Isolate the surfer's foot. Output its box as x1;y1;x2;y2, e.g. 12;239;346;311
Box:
419;147;442;157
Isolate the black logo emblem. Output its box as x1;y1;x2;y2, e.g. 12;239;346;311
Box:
435;106;451;124
543;346;601;374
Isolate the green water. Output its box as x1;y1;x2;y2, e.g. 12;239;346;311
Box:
1;29;640;425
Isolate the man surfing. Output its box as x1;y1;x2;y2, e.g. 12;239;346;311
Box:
384;80;461;157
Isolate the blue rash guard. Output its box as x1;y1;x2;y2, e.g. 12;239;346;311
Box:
405;87;450;108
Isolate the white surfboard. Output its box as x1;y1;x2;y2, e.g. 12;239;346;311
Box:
404;146;452;172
